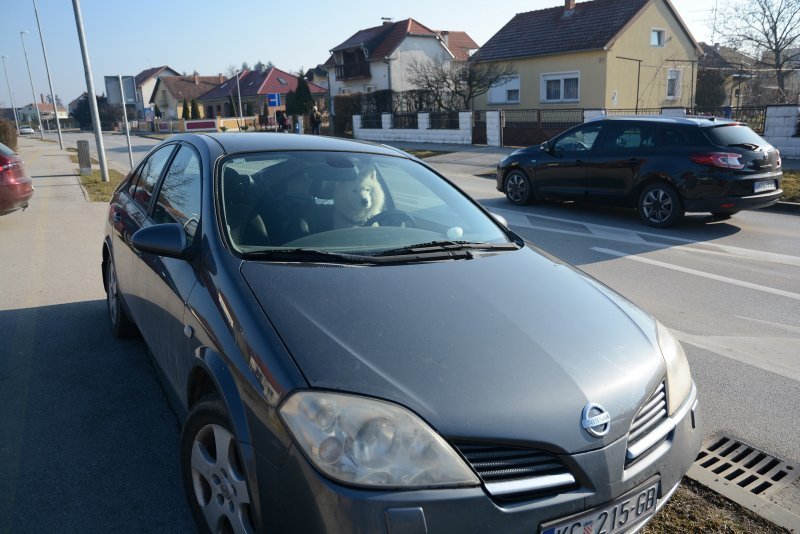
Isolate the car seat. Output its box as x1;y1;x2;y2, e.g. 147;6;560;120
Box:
223;167;270;247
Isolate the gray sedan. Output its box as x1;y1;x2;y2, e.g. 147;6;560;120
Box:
103;132;701;533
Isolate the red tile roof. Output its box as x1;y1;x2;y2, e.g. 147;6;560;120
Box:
151;75;226;104
197;67;326;102
27;102;67;112
439;31;479;61
331;18;442;60
135;66;179;87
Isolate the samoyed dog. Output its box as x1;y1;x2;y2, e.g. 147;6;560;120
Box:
332;167;386;228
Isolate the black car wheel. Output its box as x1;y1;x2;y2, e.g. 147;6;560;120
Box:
638;183;684;228
504;170;532;205
106;255;137;338
182;396;256;534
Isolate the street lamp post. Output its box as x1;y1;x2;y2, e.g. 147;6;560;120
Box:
20;30;44;140
236;69;243;128
32;0;64;150
1;55;21;133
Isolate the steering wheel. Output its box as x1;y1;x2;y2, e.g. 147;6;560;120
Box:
363;210;416;228
563;141;588;151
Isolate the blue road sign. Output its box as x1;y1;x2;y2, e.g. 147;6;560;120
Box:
267;93;281;107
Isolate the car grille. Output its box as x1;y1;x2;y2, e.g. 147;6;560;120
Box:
626;381;672;466
452;441;576;500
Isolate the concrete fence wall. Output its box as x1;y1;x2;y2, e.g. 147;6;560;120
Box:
763;106;800;157
353;112;473;144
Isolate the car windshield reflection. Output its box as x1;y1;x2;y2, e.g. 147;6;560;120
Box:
220;151;510;256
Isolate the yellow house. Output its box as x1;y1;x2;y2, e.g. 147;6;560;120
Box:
472;0;702;111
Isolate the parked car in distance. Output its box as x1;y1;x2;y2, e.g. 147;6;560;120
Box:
104;132;701;533
18;126;35;135
0;142;34;215
497;116;783;227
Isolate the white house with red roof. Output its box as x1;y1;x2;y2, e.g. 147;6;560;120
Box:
134;65;180;119
327;18;478;99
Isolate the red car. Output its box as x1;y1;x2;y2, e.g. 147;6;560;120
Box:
0;142;34;215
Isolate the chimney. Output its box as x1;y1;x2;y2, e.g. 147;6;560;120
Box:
564;0;576;15
219;73;224;83
40;93;45;103
440;31;449;47
194;73;199;85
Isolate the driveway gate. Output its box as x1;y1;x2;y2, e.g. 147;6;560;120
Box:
502;109;583;147
472;111;487;144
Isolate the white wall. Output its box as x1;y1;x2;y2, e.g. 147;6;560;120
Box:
390;35;451;92
764;106;800;157
354;112;473;144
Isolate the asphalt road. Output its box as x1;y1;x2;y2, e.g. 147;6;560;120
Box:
3;133;799;528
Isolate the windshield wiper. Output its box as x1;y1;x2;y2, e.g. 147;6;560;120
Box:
241;248;373;264
373;240;520;257
727;142;760;151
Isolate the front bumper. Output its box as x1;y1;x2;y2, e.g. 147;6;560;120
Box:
252;385;701;533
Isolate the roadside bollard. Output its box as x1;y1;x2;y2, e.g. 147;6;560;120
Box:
77;140;92;176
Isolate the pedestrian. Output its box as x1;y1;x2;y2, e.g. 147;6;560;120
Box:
310;106;322;135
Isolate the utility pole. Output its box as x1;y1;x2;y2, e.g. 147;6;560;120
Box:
236;69;244;129
1;56;20;133
20;31;44;140
32;0;63;149
71;0;109;182
118;75;134;169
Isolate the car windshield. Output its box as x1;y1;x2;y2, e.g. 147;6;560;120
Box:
219;151;510;257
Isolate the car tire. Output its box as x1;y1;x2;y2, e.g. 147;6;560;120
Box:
638;183;684;228
182;396;256;534
504;169;533;205
106;255;137;338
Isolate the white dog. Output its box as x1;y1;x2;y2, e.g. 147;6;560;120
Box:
332;167;385;228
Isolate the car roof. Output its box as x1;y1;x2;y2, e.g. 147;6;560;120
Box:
588;115;741;128
168;132;410;157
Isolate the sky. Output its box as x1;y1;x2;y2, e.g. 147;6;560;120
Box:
1;0;720;110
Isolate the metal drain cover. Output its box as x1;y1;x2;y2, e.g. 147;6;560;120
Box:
688;433;800;531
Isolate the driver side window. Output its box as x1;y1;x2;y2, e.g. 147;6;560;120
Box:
554;124;603;152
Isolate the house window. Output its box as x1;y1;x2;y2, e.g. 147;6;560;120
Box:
488;76;520;104
667;69;682;99
541;72;580;103
365;85;377;93
651;29;666;47
339;87;353;95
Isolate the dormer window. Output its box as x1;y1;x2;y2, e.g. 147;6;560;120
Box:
651;29;665;47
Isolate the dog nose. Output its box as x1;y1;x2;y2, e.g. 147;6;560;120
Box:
361;197;370;207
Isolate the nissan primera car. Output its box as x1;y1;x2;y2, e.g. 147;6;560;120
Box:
497;116;782;227
103;133;701;533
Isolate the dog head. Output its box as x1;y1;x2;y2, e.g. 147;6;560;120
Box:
333;167;385;225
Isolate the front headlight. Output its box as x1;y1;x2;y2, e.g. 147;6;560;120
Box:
657;322;692;415
279;391;480;489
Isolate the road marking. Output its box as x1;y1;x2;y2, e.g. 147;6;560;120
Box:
735;315;800;334
592;247;800;301
492;208;800;268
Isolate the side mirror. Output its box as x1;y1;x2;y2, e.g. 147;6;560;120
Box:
490;212;509;228
131;223;189;259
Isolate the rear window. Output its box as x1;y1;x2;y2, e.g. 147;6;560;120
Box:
704;124;767;149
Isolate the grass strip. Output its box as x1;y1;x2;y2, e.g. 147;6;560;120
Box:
77;168;126;202
781;170;799;203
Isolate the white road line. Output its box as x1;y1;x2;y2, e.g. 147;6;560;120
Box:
492;207;800;268
592;247;800;301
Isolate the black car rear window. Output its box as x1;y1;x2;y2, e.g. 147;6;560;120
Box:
704;124;767;148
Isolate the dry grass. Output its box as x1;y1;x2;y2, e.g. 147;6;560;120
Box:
782;170;799;203
77;168;126;202
405;149;452;159
643;478;789;533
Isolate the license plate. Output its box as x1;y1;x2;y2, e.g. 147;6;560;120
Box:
540;478;660;534
754;180;776;194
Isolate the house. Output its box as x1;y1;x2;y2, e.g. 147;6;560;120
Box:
150;74;226;119
134;65;180;119
471;0;702;111
68;92;87;116
328;18;479;98
305;65;329;90
197;66;327;119
698;43;756;107
17;101;69;128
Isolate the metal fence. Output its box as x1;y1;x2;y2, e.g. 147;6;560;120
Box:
502;109;584;128
392;112;418;129
690;107;767;133
360;114;382;129
428;112;460;130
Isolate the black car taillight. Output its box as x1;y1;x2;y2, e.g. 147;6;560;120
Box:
690;152;745;170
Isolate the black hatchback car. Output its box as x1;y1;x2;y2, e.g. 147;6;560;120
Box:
103;133;701;533
497;116;783;227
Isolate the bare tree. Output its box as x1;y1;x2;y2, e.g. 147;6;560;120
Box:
721;0;800;102
408;59;515;111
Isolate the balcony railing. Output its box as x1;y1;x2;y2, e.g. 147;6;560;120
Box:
335;62;371;80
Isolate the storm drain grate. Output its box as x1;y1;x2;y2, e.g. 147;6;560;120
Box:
693;433;799;496
688;432;800;531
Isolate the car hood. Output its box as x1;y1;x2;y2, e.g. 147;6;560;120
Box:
241;248;665;453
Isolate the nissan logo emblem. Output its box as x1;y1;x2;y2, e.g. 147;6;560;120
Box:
581;402;611;438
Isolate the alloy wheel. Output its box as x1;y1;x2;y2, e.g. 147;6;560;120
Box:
641;187;674;224
505;171;530;204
